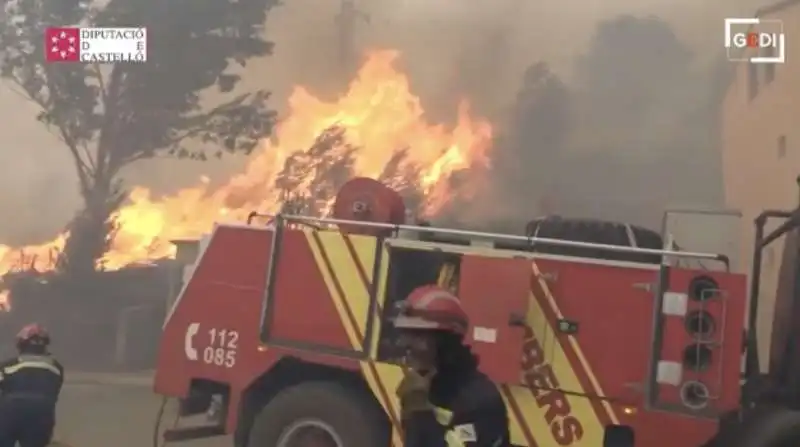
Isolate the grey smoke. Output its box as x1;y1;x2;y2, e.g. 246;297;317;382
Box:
0;0;769;245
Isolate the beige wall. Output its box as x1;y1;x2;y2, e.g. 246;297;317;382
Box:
721;4;800;368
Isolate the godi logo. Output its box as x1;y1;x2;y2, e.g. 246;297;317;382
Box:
725;17;785;64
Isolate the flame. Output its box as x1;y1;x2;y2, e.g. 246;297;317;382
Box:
0;290;9;311
0;50;492;309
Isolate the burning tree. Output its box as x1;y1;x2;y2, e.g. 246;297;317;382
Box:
0;0;278;276
274;125;425;217
274;126;358;216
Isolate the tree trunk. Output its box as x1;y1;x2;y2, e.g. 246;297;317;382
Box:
58;170;124;278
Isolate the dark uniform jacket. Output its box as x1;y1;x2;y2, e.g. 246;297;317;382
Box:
0;354;64;403
404;367;511;447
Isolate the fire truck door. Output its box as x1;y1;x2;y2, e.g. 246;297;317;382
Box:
458;255;528;384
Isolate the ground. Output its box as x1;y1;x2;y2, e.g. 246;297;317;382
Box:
55;373;231;447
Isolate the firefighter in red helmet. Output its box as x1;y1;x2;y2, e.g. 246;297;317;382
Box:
393;285;511;447
0;323;64;447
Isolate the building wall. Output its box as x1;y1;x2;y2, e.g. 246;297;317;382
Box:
721;3;800;368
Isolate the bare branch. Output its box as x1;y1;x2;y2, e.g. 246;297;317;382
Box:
79;141;97;172
164;95;248;146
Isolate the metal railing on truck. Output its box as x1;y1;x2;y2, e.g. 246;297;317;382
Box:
246;211;731;267
247;211;732;413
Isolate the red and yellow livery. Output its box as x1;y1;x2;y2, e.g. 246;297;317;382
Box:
153;178;755;447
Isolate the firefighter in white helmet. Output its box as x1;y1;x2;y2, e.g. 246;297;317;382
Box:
393;285;511;447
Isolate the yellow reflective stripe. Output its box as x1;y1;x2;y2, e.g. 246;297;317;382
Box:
437;263;456;290
433;406;454;425
433;406;464;447
445;430;465;447
305;230;403;447
370;243;391;355
3;361;61;376
531;261;620;425
511;294;605;446
367;243;407;447
305;231;362;348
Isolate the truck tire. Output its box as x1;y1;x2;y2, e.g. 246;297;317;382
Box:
735;408;800;447
247;381;388;447
523;217;664;264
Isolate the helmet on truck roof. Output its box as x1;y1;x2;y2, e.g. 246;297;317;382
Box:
392;285;469;336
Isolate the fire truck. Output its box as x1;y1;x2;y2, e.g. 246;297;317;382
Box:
152;177;800;447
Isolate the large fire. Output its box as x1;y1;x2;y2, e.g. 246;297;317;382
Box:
0;50;492;310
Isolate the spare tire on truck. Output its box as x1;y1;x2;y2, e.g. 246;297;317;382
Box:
247;382;388;447
523;216;665;264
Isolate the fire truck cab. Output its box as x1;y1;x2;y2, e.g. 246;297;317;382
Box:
152;177;795;447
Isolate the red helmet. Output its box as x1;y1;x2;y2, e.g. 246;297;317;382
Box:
393;285;469;335
16;323;50;346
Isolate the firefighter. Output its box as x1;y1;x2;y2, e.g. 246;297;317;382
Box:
393;285;511;447
0;323;64;447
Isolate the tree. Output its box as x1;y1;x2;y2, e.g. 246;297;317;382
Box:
566;14;726;220
273;125;425;218
0;0;278;276
275;126;358;216
489;61;571;216
574;14;693;148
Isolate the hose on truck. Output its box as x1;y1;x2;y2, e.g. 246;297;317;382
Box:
152;397;181;447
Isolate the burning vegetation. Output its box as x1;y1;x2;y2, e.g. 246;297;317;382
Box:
0;51;492;309
0;5;732;316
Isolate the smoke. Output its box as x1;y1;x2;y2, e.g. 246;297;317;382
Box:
0;0;769;243
0;84;82;244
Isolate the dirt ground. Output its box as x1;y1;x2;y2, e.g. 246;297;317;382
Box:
55;374;231;447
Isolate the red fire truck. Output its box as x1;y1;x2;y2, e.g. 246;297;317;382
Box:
152;177;800;447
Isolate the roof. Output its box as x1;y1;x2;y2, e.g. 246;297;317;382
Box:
757;0;800;17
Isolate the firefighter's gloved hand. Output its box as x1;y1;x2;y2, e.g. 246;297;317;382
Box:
396;368;433;416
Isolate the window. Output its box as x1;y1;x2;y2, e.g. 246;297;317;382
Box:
763;47;776;83
748;63;759;100
778;135;787;158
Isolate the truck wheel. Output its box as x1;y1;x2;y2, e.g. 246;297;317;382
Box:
736;408;800;447
247;381;387;447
